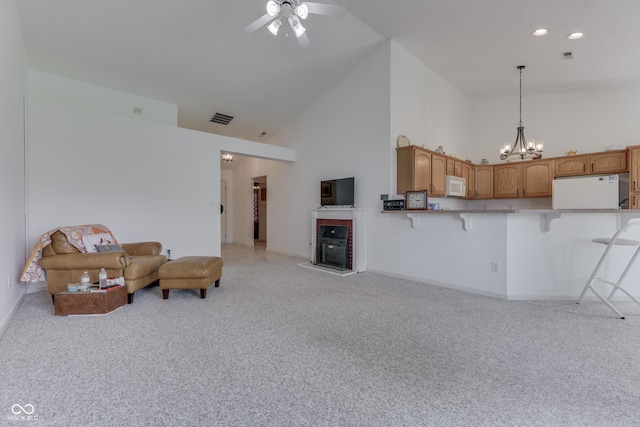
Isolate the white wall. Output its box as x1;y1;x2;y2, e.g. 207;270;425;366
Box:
25;100;294;271
470;88;640;163
228;41;392;258
29;70;178;127
390;41;471;164
0;0;28;336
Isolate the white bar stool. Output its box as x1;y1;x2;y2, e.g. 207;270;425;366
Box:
577;218;640;318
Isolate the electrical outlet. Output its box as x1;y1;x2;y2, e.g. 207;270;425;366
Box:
8;274;12;288
491;262;500;273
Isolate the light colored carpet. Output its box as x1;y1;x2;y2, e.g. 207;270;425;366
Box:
1;244;640;426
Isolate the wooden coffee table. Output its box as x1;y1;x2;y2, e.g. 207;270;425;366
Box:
54;285;127;316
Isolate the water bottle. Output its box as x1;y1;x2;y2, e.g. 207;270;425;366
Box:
81;271;90;289
99;268;108;288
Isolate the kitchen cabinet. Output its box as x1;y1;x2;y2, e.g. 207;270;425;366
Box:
522;160;553;197
446;158;463;177
462;163;475;199
554;150;626;177
475;165;493;199
493;160;553;199
431;153;447;196
554;155;587;176
397;146;472;198
629;146;640;209
589;151;626;174
494;163;521;198
396;146;432;195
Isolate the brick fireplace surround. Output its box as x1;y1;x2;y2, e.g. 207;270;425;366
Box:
310;209;367;273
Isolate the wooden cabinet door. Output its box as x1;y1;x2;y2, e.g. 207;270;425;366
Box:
628;147;640;209
396;146;432;195
431;153;447;196
475;165;493;199
630;147;640;192
462;163;475;199
414;150;432;191
494;163;521;198
554;155;587;177
589;151;627;174
446;158;463;177
446;158;455;176
522;160;553;198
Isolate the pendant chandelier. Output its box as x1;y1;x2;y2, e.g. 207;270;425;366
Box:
499;65;544;160
221;153;233;163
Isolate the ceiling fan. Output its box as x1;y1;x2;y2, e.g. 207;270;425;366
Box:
244;0;346;46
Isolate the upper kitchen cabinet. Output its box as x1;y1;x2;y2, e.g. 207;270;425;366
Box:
397;146;432;195
628;146;640;209
461;163;475;199
522;159;553;198
431;153;447;196
475;165;494;199
589;151;627;174
493;163;521;198
554;150;626;177
493;159;553;199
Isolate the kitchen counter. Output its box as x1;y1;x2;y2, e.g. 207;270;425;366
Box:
382;208;634;231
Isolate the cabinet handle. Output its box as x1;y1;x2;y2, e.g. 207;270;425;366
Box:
591;163;594;172
583;164;586;172
517;189;519;196
634;181;637;191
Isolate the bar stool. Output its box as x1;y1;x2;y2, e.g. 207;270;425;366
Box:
577;218;640;319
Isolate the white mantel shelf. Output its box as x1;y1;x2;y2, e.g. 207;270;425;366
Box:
382;209;636;232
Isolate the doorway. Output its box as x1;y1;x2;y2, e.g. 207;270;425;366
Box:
252;176;267;249
220;180;227;243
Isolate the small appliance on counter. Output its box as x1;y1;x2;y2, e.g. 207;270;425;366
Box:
552;174;626;209
383;199;405;211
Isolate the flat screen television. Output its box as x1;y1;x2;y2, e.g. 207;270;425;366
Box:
320;177;355;207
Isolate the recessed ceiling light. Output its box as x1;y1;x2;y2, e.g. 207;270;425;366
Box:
532;28;549;36
567;32;584;40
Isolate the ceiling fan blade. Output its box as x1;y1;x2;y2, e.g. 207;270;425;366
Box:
303;2;346;17
244;13;273;34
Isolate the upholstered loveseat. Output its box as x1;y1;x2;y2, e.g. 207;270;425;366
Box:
23;225;167;304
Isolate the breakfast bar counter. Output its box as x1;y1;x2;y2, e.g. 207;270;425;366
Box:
383;208;631;231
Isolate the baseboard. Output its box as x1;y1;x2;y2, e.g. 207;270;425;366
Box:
0;292;26;340
25;282;47;294
366;267;508;300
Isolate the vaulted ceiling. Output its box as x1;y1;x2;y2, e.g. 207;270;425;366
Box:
18;0;640;145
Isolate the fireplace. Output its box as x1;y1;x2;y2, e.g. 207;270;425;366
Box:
309;209;366;274
315;225;350;270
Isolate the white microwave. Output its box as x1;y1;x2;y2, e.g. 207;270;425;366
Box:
445;175;466;197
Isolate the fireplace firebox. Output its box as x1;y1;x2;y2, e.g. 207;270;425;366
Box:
315;225;350;270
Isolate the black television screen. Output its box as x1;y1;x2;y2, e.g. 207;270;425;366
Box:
320;177;355;207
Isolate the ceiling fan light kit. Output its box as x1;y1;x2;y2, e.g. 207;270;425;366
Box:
267;19;282;36
245;0;345;45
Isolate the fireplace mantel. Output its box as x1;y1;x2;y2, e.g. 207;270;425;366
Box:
311;209;367;273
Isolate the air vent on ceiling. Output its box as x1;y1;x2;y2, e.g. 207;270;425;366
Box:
561;51;574;60
210;113;234;125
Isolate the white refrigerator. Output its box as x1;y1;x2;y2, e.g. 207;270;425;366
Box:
552;175;621;209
